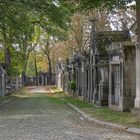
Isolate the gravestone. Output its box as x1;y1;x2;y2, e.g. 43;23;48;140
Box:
0;64;6;96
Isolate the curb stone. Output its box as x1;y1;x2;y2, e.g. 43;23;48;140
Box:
61;98;140;135
127;128;140;135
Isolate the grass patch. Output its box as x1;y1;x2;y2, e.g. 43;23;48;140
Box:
87;107;140;127
63;96;94;108
47;96;65;106
56;90;140;128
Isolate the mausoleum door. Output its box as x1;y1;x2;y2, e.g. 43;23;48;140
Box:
112;65;120;106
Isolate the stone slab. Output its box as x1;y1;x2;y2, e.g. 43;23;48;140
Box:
127;128;140;135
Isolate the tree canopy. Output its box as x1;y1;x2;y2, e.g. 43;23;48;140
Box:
77;0;135;10
0;0;138;78
0;0;72;76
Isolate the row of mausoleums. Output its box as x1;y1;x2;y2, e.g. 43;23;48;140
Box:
0;63;22;96
56;23;138;112
26;72;55;86
0;66;56;96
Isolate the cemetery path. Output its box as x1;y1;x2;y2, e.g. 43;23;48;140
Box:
0;86;139;140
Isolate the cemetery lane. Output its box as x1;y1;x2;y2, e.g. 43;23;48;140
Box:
0;86;139;140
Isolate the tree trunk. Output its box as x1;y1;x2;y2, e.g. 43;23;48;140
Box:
22;61;27;86
22;47;32;86
136;0;140;44
48;56;52;85
34;59;38;86
22;71;26;86
2;25;11;67
4;47;11;67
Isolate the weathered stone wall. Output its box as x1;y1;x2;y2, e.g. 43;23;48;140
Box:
123;45;136;98
122;45;136;110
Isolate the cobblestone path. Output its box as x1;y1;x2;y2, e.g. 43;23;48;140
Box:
0;86;139;140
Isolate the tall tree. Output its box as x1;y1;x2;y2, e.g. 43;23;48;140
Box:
0;0;71;85
77;0;137;31
31;50;38;86
40;34;54;85
108;7;136;30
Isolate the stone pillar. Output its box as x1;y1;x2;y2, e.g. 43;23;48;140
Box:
42;75;44;85
135;43;140;108
77;68;81;96
2;72;6;96
135;0;140;109
81;61;85;98
65;72;68;93
90;67;93;101
57;73;59;87
45;77;47;85
88;68;91;101
37;76;39;85
15;76;19;91
93;59;98;103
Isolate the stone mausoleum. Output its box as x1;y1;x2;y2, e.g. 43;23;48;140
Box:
108;42;136;111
